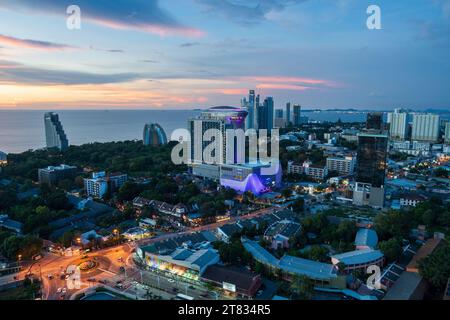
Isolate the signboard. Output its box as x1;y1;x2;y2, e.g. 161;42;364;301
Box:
223;282;236;293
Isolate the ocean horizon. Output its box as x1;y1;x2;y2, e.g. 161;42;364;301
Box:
1;109;448;154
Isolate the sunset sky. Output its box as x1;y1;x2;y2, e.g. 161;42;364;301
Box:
0;0;449;110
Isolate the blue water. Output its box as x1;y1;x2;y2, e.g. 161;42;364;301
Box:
81;292;119;300
0;109;448;154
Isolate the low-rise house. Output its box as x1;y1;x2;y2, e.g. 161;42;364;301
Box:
80;230;103;246
399;193;428;208
217;224;242;243
264;220;301;250
139;218;157;229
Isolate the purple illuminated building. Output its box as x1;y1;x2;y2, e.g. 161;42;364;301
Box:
220;163;282;195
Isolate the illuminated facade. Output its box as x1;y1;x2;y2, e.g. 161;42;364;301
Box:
0;151;7;166
143;123;167;146
138;247;219;281
220;163;282;196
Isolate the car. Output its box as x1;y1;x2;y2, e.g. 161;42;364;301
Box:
167;279;175;283
172;288;178;293
87;278;96;282
200;293;208;298
56;288;62;293
65;275;70;280
62;288;67;294
115;283;123;289
99;280;108;284
60;275;66;280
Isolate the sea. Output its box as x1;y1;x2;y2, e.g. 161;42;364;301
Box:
0;109;448;154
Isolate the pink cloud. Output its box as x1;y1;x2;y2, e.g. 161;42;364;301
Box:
256;83;313;91
87;18;205;38
0;34;76;51
245;76;333;86
217;88;249;95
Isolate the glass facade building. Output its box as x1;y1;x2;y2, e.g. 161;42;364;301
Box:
355;133;388;188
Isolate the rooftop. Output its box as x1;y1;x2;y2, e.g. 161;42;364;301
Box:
383;271;425;300
407;238;444;272
355;228;378;249
242;239;337;281
332;249;384;266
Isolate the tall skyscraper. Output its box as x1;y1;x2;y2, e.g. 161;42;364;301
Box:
411;114;440;142
257;97;274;131
286;102;291;125
445;122;450;144
188;106;248;164
275;109;284;119
143;123;167;146
243;90;258;130
353;132;388;208
293;104;302;126
44;112;68;151
387;109;408;141
366;112;383;131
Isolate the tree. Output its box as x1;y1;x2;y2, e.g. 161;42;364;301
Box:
419;243;450;291
117;182;142;202
291;199;304;213
374;210;411;240
59;231;75;248
0;235;43;260
379;238;402;262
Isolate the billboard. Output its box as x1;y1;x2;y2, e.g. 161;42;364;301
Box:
223;282;236;293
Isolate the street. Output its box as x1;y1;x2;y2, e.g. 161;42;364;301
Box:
4;205;283;300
